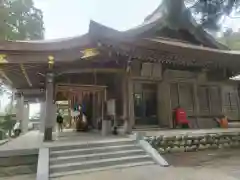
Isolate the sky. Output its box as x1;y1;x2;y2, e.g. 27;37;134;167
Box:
33;0;240;40
34;0;162;39
0;93;39;118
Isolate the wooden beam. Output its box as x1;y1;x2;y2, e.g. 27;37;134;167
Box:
57;68;123;76
17;88;45;95
0;49;84;63
20;64;32;87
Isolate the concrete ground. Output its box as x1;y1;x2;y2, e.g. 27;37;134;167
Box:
54;148;240;180
0;130;131;151
0;131;43;151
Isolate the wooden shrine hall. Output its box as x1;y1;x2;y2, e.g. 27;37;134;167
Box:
1;0;240;140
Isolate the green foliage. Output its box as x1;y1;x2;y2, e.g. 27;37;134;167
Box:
0;0;44;40
0;92;15;137
0;83;4;96
218;31;240;50
0;114;16;138
0;114;14;128
186;0;240;30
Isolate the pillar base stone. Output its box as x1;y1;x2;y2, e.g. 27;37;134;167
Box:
123;120;132;134
44;127;53;141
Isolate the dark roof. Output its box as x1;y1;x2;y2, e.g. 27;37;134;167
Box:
0;0;227;52
89;0;228;49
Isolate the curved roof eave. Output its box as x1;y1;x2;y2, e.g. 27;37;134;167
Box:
129;0;228;50
146;38;240;55
0;33;91;52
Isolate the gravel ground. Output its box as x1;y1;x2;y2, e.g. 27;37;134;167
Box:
163;148;240;179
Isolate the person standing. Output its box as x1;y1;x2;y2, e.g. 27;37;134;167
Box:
56;112;64;132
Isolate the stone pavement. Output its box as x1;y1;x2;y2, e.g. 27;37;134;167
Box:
0;131;43;151
0;130;131;151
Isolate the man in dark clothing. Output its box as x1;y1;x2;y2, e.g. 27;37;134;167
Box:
56;113;63;132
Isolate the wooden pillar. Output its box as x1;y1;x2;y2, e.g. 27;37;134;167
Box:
44;73;54;141
40;102;46;133
16;93;24;132
122;75;127;123
22;102;30;133
123;74;130;133
193;83;200;127
157;81;172;128
128;76;134;129
92;92;97;128
157;82;161;127
123;73;134;133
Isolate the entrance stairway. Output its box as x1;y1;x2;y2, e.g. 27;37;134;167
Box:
49;139;155;178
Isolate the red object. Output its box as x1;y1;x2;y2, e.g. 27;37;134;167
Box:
174;108;189;125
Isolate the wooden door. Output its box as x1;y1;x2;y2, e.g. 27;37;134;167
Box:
170;82;194;116
222;86;239;120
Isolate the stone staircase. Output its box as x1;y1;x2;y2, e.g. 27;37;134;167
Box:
49;139;155;178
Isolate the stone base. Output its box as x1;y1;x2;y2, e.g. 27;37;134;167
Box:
102;120;112;136
44;128;53;141
123;121;132;134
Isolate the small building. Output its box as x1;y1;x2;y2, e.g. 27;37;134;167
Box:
0;0;240;140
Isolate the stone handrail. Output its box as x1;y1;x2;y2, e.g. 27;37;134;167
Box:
36;148;49;180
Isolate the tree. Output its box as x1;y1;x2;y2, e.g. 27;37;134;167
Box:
0;92;15;138
186;0;240;30
0;0;44;40
218;30;240;50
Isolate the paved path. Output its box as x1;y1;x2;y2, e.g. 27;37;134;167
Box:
0;131;43;151
0;130;131;151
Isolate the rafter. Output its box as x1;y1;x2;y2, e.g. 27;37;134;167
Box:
0;68;12;85
20;64;32;87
